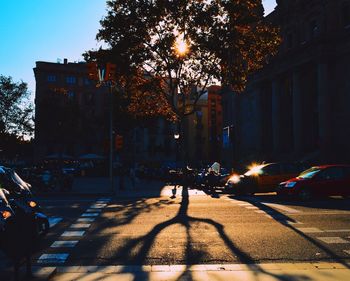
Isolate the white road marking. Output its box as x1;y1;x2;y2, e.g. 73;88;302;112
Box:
77;218;95;223
296;228;324;233
51;241;79;248
324;229;350;233
90;203;107;208
70;223;91;229
81;213;100;217
61;231;85;237
86;208;102;212
281;220;303;225
48;217;62;227
263;203;301;213
317;237;350;244
37;253;69;264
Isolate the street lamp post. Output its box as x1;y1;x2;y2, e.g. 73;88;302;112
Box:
87;62;117;195
108;82;114;195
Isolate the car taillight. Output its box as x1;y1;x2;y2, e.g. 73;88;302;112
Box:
2;210;12;219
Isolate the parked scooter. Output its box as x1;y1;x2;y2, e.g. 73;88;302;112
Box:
0;166;49;237
0;187;40;281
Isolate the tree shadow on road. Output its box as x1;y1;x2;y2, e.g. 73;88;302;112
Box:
100;185;314;281
232;195;350;269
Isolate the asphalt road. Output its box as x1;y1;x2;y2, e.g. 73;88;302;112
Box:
7;185;350;268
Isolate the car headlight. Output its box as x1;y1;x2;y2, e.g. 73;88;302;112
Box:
228;174;241;184
1;210;12;219
29;201;37;208
285;182;296;188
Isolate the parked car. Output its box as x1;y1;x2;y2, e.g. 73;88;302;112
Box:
224;162;306;195
277;165;350;200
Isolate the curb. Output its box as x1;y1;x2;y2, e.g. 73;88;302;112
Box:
0;266;56;281
54;262;350;274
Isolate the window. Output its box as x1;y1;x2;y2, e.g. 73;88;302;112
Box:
47;75;56;82
262;164;281;176
318;167;344;180
66;76;76;84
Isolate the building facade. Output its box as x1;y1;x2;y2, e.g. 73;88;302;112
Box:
34;59;109;162
222;0;350;168
34;60;178;164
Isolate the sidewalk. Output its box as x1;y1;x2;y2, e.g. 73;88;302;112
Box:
5;262;350;281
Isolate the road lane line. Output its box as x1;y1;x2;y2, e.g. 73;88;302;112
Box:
77;218;95;223
317;237;350;244
296;228;323;233
61;231;85;237
51;241;79;248
70;223;91;229
81;213;100;217
90;203;107;208
262;203;301;213
86;208;102;212
323;229;350;233
37;254;69;264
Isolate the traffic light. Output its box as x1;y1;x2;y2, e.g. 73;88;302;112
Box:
87;62;99;81
115;135;123;150
105;63;116;81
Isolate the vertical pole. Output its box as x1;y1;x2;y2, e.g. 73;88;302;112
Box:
109;83;114;195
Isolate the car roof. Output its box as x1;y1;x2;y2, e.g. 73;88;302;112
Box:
314;164;350;169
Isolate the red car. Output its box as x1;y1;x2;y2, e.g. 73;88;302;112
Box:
277;165;350;200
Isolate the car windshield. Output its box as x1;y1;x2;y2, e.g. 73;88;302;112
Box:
4;168;30;192
0;188;9;205
298;167;321;179
12;171;30;191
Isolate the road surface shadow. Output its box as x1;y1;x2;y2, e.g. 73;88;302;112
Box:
82;185;314;281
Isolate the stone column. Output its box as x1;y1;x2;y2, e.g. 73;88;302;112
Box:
292;69;303;156
271;78;281;154
317;62;331;159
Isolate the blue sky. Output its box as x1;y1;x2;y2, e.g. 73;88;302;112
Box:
0;0;277;101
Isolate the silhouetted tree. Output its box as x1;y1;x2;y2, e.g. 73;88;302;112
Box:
85;0;280;121
0;75;34;138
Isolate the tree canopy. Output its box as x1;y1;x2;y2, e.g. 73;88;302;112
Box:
0;75;34;138
85;0;280;120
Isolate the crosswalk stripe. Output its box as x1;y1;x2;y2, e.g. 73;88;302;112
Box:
262;203;301;213
324;229;350;233
51;241;79;248
81;213;100;217
296;228;323;233
37;254;69;264
70;223;91;229
317;237;350;244
86;208;102;212
61;231;85;237
77;218;95;223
